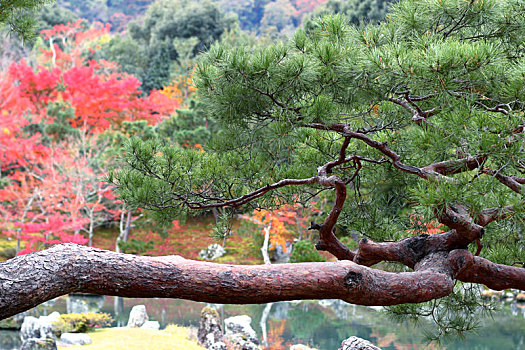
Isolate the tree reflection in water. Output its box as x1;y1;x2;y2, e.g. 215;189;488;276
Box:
3;296;525;350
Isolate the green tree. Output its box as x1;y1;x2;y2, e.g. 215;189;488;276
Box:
157;99;216;147
3;0;525;341
304;0;395;28
35;3;78;32
216;0;270;32
99;0;234;92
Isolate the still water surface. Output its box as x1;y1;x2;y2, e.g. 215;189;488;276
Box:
2;295;525;349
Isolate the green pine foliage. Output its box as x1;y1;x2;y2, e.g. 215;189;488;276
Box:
0;0;55;41
113;0;524;335
117;0;524;250
290;240;326;263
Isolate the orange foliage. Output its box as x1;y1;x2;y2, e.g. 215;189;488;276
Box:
250;203;320;252
265;319;287;350
157;74;196;108
408;213;445;235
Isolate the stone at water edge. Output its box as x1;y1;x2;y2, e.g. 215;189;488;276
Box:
127;305;149;327
198;244;226;260
19;338;57;350
141;321;161;330
197;306;225;349
224;315;260;350
59;332;92;345
224;315;258;344
290;345;318;350
339;336;381;350
20;316;55;341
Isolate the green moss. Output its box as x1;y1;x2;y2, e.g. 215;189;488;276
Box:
57;326;205;350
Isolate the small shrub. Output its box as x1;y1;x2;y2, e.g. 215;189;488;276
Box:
52;312;113;335
0;247;16;259
118;239;154;255
290;240;326;263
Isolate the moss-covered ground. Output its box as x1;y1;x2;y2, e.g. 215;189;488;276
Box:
58;325;204;350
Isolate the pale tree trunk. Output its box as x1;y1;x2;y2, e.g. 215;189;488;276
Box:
116;210;132;253
2;243;522;320
260;222;272;265
259;302;273;349
88;208;95;247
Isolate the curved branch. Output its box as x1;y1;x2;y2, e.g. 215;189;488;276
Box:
353;230;473;268
422;156;485;176
314;178;354;260
457;255;525;290
304;123;459;182
0;244;471;320
483;168;523;194
438;205;484;242
478;205;519;226
183;177;319;209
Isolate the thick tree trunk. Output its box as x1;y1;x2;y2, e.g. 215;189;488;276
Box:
0;243;471;320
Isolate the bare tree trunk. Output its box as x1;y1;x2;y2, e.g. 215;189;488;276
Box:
116;210;131;253
123;210;132;243
0;243;515;320
260;223;272;265
88;208;95;247
260;303;273;349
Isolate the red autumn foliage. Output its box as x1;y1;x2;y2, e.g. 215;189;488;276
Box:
0;20;176;255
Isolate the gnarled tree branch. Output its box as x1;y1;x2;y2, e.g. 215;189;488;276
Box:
0;243;472;320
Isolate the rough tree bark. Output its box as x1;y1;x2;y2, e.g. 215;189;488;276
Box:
1;242;524;320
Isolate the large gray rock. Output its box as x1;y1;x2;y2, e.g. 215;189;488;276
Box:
198;307;225;350
290;345;318;350
224;315;260;350
127;305;148;327
198;244;226;260
224;315;258;344
59;332;92;345
40;312;60;324
339;336;381;350
141;321;160;330
19;338;57;350
20;316;54;341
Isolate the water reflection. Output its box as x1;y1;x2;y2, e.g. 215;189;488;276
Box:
3;295;525;349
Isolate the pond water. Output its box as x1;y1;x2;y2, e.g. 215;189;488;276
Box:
2;295;525;349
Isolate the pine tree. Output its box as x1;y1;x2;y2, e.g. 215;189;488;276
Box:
2;0;525;338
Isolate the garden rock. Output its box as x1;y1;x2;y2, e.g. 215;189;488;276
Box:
127;305;148;327
290;345;318;350
40;312;60;324
225;315;258;344
59;332;92;345
198;244;226;261
224;315;260;350
19;337;57;350
208;341;227;350
141;320;160;330
198;306;225;350
338;336;381;350
20;316;55;341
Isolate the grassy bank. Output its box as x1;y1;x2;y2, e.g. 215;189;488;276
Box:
58;325;204;350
